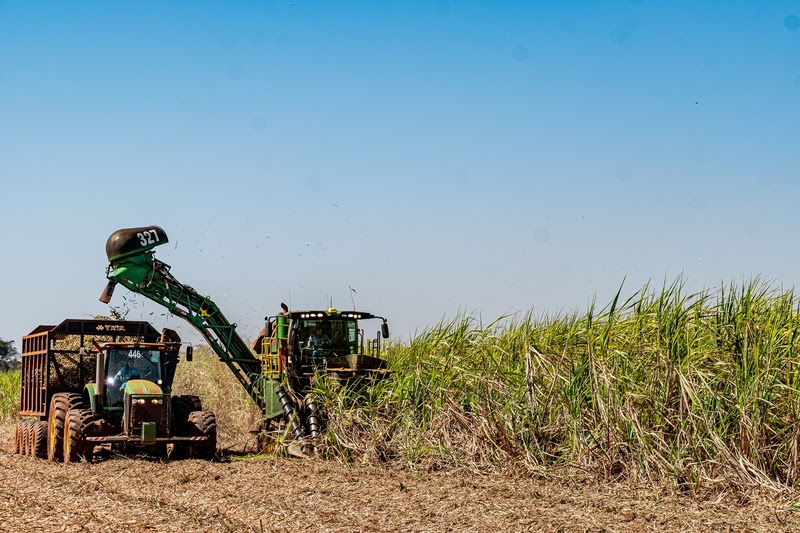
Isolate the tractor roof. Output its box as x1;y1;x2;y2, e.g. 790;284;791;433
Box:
100;342;167;349
285;309;379;320
25;319;160;341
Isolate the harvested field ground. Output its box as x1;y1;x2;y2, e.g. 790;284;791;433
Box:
1;428;800;532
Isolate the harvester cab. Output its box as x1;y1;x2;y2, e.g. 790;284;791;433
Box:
255;308;392;391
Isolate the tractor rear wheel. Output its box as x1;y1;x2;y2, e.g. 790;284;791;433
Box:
47;393;84;462
32;421;48;459
64;409;97;463
188;411;217;460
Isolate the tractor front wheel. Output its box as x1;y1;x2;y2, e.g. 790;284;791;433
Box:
188;411;217;460
170;396;204;460
171;395;202;434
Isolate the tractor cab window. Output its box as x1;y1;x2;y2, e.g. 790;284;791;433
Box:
297;320;358;358
329;320;358;352
105;349;163;406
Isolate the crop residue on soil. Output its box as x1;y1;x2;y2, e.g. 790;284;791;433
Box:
0;426;799;532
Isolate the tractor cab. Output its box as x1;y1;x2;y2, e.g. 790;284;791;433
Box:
102;345;170;408
83;340;181;442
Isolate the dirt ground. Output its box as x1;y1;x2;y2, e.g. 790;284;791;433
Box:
2;426;800;532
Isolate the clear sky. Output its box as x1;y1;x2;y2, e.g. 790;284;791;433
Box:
2;1;800;347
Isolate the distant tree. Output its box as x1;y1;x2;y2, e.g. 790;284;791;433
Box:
0;338;20;371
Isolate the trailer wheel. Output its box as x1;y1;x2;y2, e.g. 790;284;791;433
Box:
25;420;36;456
18;420;27;455
64;409;96;463
26;421;36;456
13;420;22;455
188;411;217;460
22;422;29;456
47;393;83;462
32;421;48;459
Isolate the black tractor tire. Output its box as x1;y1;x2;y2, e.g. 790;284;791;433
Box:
188;411;217;460
32;421;48;459
47;393;84;462
168;395;191;459
64;409;97;463
171;395;202;435
187;395;202;412
153;442;169;459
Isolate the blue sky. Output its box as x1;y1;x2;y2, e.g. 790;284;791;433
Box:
2;1;800;347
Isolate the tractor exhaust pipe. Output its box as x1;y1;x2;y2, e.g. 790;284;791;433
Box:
92;342;105;414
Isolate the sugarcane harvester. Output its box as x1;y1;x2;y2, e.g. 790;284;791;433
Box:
100;226;391;454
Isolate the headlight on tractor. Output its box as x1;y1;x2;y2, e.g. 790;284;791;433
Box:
151;398;162;404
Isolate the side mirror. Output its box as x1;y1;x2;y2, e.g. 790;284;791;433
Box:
381;322;389;339
185;345;193;362
266;321;273;338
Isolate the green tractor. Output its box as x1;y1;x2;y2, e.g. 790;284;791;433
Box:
15;319;216;462
99;225;391;455
60;337;217;462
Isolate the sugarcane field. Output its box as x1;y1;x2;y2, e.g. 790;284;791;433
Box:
2;226;800;531
4;2;800;531
3;338;800;532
